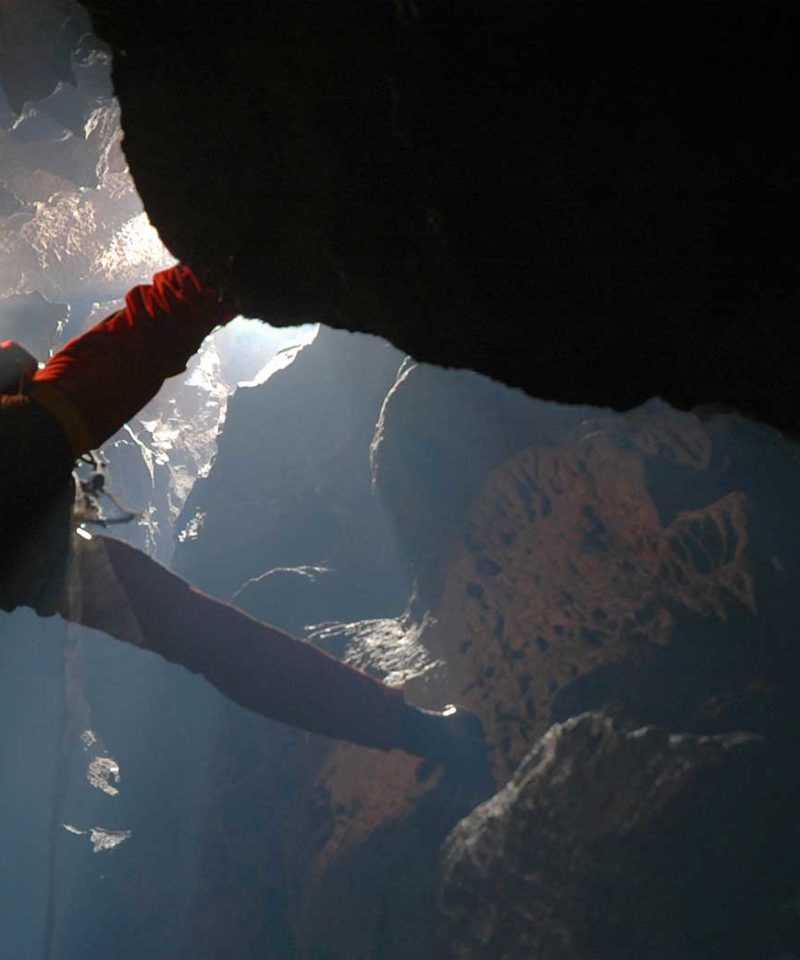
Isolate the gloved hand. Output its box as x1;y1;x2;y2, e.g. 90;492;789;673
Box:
0;340;37;394
397;703;496;803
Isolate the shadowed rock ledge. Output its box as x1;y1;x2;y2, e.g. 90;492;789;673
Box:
81;0;800;433
440;714;797;960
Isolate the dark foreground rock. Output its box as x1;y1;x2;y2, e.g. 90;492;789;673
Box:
82;0;800;433
440;714;799;960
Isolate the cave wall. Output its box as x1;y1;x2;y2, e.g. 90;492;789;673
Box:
3;3;800;958
173;325;411;622
169;326;800;959
80;0;800;433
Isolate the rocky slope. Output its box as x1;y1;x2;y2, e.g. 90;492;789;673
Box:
167;334;800;959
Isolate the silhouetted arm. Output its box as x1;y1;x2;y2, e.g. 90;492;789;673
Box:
64;534;414;751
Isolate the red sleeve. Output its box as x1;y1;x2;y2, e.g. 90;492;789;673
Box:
29;265;236;455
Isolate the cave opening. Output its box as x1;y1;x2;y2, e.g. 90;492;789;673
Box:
1;3;800;960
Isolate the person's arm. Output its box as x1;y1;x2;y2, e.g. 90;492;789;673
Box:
27;265;236;456
66;533;412;750
64;533;491;765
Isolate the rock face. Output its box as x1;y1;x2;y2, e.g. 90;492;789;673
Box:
413;413;755;777
370;362;593;611
0;12;315;957
5;8;800;952
440;714;797;960
82;0;800;433
370;366;800;957
0;0;226;552
0;0;82;111
167;344;800;959
174;326;411;622
373;368;800;776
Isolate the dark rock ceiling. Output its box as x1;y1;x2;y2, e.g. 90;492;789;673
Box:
73;0;800;434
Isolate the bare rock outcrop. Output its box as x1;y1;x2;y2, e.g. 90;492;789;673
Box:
7;2;798;933
440;714;796;960
370;361;592;610
371;362;800;777
170;351;800;959
0;11;171;309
